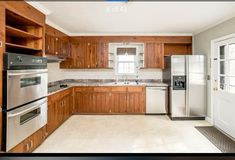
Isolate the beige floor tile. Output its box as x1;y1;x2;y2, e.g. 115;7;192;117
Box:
34;115;221;153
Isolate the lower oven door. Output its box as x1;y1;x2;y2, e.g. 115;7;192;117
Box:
6;69;48;110
6;98;47;151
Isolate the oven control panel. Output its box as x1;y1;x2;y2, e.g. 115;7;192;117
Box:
4;52;47;70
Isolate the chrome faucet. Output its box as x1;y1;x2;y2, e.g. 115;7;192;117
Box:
123;75;129;84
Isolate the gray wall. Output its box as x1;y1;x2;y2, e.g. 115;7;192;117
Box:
193;16;235;119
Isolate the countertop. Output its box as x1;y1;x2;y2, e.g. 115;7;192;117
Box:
48;80;168;96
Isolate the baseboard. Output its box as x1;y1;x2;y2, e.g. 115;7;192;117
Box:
206;116;213;125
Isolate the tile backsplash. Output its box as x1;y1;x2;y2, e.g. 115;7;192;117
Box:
47;63;162;82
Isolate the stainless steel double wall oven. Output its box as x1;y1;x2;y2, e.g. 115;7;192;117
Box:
2;52;48;151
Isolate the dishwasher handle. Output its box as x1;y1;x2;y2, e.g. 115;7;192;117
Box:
147;87;167;91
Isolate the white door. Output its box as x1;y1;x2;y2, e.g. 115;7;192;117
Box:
213;38;235;139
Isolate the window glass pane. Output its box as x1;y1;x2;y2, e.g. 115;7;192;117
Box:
118;55;135;61
229;77;235;86
220;76;225;90
220;45;225;59
229;43;235;59
220;61;225;74
118;62;135;74
229;60;235;76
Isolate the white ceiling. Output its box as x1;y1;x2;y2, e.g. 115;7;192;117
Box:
27;1;235;36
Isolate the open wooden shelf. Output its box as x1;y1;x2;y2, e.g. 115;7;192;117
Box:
6;25;41;39
6;9;42;26
6;43;41;51
5;9;44;56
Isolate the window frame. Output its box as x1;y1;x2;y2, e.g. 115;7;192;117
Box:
114;45;139;76
218;41;235;93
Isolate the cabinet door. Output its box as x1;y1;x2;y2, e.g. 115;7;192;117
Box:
93;92;110;113
110;92;127;113
74;90;88;113
145;42;163;68
71;42;85;68
86;42;97;68
69;92;74;115
63;95;70;120
97;42;108;68
127;87;146;114
47;101;57;135
59;38;70;58
45;33;55;55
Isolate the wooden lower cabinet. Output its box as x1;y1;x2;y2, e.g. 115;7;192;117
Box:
127;87;146;114
8;126;47;153
74;86;145;114
47;88;73;136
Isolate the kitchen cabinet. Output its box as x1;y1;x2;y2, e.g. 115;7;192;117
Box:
9;126;47;153
144;42;164;69
47;88;73;135
164;43;192;56
74;86;145;114
60;41;109;69
97;42;109;68
45;24;70;58
126;87;146;114
60;36;192;69
86;42;97;68
1;1;45;56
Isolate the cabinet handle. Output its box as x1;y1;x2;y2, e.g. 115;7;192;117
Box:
56;38;58;41
47;45;50;50
30;140;33;149
88;65;90;68
55;52;58;55
25;143;30;152
0;41;2;48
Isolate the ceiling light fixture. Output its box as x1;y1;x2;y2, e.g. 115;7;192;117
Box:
106;0;128;13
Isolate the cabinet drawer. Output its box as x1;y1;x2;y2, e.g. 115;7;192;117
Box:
127;87;145;92
93;87;110;92
74;87;93;92
111;87;127;92
60;88;71;98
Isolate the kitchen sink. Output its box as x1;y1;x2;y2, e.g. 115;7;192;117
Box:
111;81;140;86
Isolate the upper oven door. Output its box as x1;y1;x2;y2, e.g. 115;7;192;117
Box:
7;69;48;110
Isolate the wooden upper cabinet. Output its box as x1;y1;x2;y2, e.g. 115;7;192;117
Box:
45;24;70;58
85;42;97;68
164;43;192;56
144;42;164;69
74;42;86;68
45;33;55;55
97;42;108;68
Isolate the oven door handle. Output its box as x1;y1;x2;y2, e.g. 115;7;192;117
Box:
8;71;48;77
8;100;47;118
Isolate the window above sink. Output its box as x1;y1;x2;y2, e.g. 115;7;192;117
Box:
108;42;144;76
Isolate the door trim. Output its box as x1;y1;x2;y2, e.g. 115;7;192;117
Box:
210;33;235;125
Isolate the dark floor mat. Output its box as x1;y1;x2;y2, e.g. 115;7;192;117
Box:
195;126;235;153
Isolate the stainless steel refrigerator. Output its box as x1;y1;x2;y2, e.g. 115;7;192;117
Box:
163;55;207;120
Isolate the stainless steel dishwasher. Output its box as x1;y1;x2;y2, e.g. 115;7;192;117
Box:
146;87;167;114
